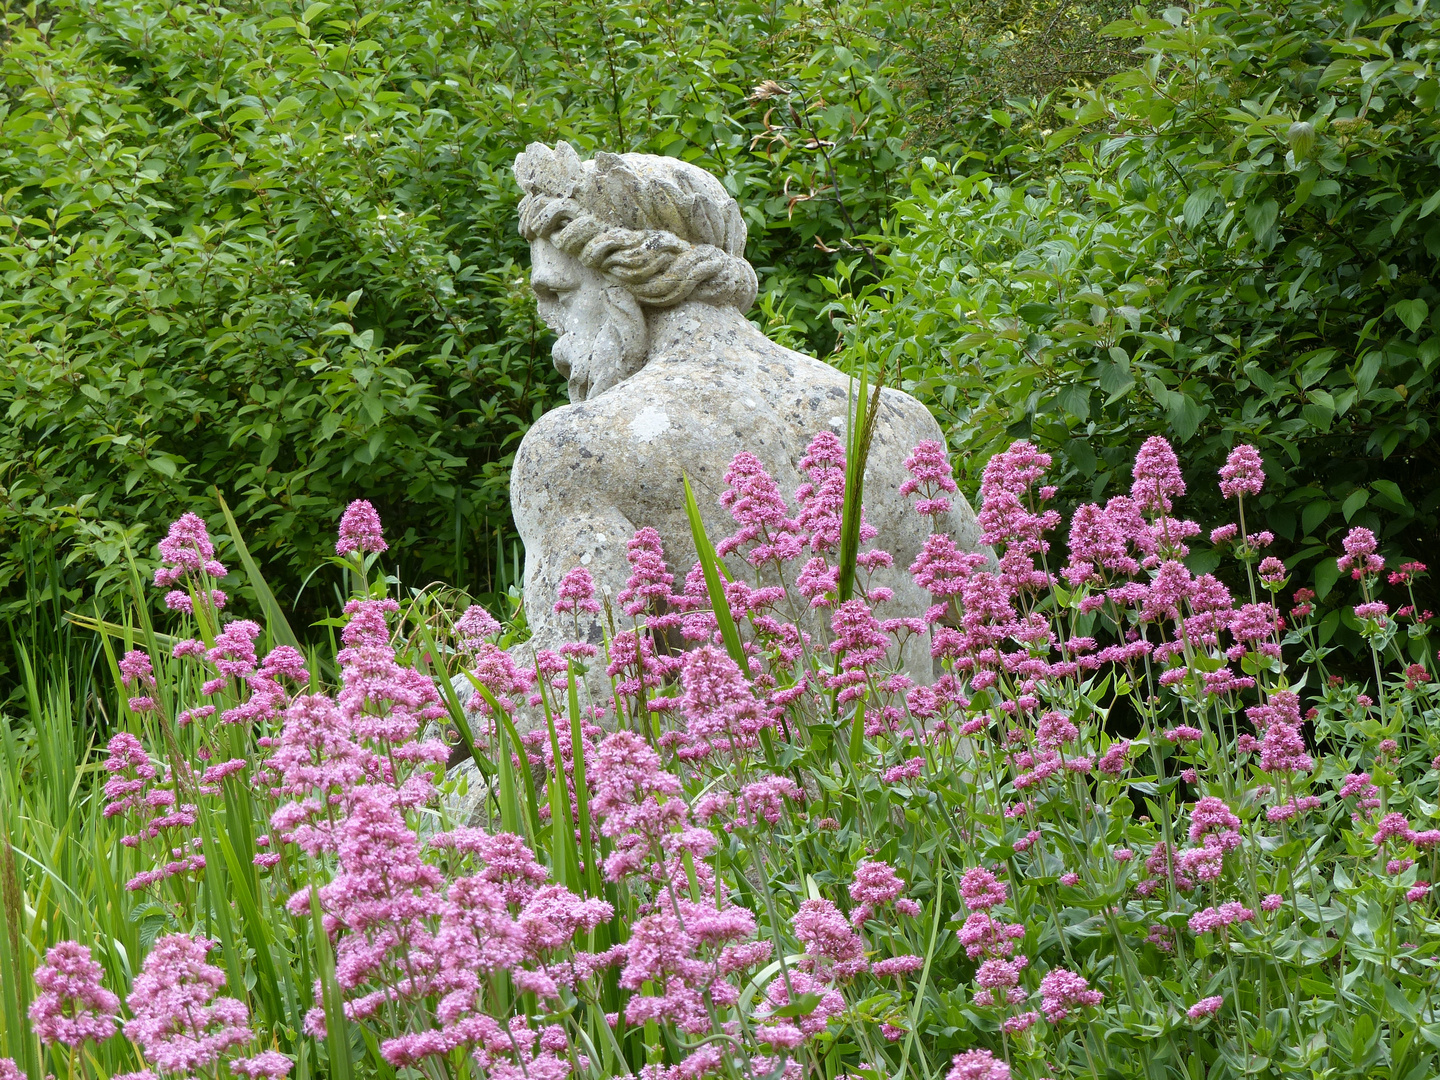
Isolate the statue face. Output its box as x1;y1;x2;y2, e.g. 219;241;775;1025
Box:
529;238;646;402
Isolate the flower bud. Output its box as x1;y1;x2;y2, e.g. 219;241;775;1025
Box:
1287;120;1316;159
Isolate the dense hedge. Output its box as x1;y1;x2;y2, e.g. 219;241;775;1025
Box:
5;0;1437;660
832;0;1440;651
0;0;927;615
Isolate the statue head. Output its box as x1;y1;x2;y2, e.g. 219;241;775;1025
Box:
514;142;758;401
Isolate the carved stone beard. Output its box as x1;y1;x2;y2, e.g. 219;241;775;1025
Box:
551;285;649;402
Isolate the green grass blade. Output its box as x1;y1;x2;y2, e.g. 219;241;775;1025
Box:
464;680;526;839
308;885;354;1080
193;800;247;1000
681;473;749;677
497;695;543;842
213;827;286;1034
415;624;493;783
214;489;303;652
894;864;945;1080
0;821;39;1080
837;365;884;604
541;690;581;890
848;697;868;766
567;666;600;898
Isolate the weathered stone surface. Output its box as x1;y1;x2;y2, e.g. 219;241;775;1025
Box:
454;142;986;740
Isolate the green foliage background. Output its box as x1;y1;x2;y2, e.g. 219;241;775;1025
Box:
832;0;1440;651
3;0;1438;661
0;0;923;619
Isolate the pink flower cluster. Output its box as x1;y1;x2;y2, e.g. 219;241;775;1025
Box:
29;941;120;1046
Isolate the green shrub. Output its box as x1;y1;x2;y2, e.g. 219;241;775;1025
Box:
833;0;1440;647
0;0;926;621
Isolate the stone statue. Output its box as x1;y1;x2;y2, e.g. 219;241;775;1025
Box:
502;141;985;703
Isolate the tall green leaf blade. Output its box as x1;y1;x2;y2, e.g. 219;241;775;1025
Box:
567;666;600;898
837;366;884;604
681;473;749;676
309;886;353;1080
214;489;303;652
541;691;581;890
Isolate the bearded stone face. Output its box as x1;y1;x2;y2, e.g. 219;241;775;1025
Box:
528;238;648;402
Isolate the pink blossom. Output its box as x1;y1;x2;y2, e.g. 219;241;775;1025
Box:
154;513;222;583
455;605;502;648
29;941;120;1046
1218;445;1264;498
791;899;867;979
735;777;802;828
679;646;764;752
1188;902;1255;935
959;867;1007;911
613;530;678;625
554;566;602;616
1188;797;1241;847
1258;557;1287;585
957;913;1024;960
335;499;387;556
849;861;910;925
795;431;849;550
229;1052;293;1079
1337;527;1384;579
1039;967;1102;1022
947;1049;1010;1080
1187;995;1223;1021
124;935;252;1073
901;441;958;507
717;452;803;565
1131;436;1185;514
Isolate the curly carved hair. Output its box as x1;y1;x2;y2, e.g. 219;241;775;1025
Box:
514;142;758;312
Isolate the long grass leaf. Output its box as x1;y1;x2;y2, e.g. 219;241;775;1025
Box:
566;666;599;898
894;865;944;1080
213;827;286;1035
0;820;39;1079
308;886;353;1080
214;489;303;652
415;624;493;782
681;474;748;676
465;681;525;838
837;365;885;604
497;693;543;841
541;690;581;890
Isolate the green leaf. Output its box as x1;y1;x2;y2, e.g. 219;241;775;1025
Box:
1341;488;1369;520
1395;298;1429;332
769;992;826;1018
848;697;867;765
214;489;303;652
682;472;749;677
1314;558;1341;601
541;686;581;890
310;884;354;1080
1301;500;1330;536
1371;479;1410;512
1182;188;1214;229
1166;393;1205;442
838;366;882;603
